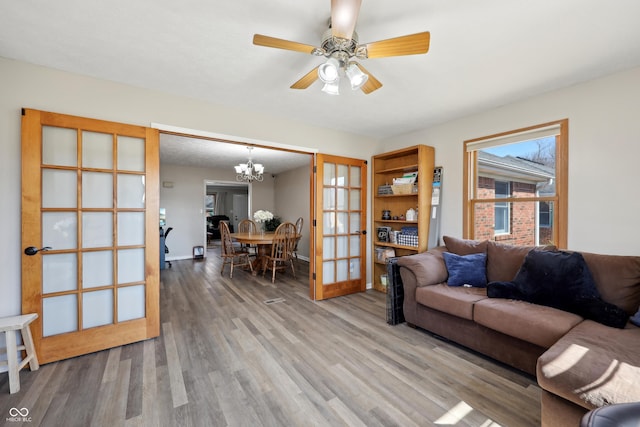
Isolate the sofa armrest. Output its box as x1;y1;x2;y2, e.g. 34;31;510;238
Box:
397;247;448;324
397;246;448;288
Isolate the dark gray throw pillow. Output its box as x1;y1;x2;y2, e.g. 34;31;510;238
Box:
442;252;487;288
487;250;629;328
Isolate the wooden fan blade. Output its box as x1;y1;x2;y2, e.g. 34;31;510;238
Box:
365;31;430;59
253;34;318;55
355;63;382;94
331;0;362;40
291;66;320;89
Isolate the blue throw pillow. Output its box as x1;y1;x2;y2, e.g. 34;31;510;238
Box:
442;252;487;288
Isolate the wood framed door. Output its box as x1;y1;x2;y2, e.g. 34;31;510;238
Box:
21;109;160;364
313;154;367;300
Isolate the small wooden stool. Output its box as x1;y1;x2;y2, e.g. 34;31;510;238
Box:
0;313;39;394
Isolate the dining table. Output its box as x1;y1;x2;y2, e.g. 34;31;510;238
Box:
230;231;301;276
230;231;276;275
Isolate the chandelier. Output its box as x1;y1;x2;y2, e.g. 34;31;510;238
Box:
234;146;264;182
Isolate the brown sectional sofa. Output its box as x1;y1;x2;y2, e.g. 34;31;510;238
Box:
396;236;640;426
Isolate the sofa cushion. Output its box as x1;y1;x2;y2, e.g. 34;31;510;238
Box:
443;236;488;255
537;320;640;410
397;250;448;288
442;252;487;287
474;298;583;348
416;284;488;320
581;252;640;316
486;241;557;283
487;250;629;328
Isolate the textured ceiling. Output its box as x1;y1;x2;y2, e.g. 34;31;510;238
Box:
2;0;640;148
160;133;311;174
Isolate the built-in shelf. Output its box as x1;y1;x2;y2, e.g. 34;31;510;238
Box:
371;145;435;293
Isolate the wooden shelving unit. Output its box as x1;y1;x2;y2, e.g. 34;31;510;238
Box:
371;145;435;292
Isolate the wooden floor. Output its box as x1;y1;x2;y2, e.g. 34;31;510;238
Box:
0;251;541;426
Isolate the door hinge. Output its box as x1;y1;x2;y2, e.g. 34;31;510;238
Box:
312;272;316;280
313;219;316;227
21;108;26;116
364;160;368;165
313;165;317;173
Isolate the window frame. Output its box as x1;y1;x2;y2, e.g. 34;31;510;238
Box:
494;180;511;235
463;119;568;248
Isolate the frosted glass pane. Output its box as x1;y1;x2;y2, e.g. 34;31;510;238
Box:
117;174;145;208
337;189;347;210
43;295;77;337
349;189;361;210
350;236;361;257
82;131;113;169
323;212;335;234
323;188;335;210
82;212;112;248
118;212;145;246
118;136;145;172
322;261;335;285
350;258;361;279
336;212;348;234
323;237;335;259
350;166;361;187
83;290;113;329
42;126;77;167
42;169;77;208
43;212;77;250
83;172;113;208
43;253;77;294
323;163;335;186
350;213;361;234
337;259;348;282
337;236;348;258
118;285;146;322
118;248;145;284
83;251;113;288
337;165;348;187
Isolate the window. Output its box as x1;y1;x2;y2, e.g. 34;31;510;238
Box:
464;120;568;247
494;181;510;235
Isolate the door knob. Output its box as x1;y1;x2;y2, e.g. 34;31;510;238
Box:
24;246;52;256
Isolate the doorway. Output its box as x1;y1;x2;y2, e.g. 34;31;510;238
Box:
158;127;368;300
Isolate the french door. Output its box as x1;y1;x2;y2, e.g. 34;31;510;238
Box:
21;109;160;364
313;154;367;300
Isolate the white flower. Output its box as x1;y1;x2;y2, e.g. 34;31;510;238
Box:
253;210;274;223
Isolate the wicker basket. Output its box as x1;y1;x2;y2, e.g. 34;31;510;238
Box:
391;184;414;194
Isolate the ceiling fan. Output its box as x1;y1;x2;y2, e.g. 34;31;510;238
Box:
253;0;430;95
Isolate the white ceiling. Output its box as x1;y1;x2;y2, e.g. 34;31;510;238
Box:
2;1;640;148
160;133;311;174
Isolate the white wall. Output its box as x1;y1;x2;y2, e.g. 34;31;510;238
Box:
381;66;640;255
274;165;312;259
0;57;377;320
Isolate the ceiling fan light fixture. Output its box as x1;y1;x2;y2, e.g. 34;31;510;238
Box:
318;57;340;83
345;62;368;90
321;80;340;95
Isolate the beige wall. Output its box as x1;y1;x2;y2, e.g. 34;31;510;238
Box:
0;57;377;320
274;165;312;259
382;66;640;255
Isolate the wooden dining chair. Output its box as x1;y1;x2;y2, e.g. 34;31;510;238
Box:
237;219;258;256
263;222;297;283
220;221;253;278
292;217;303;260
